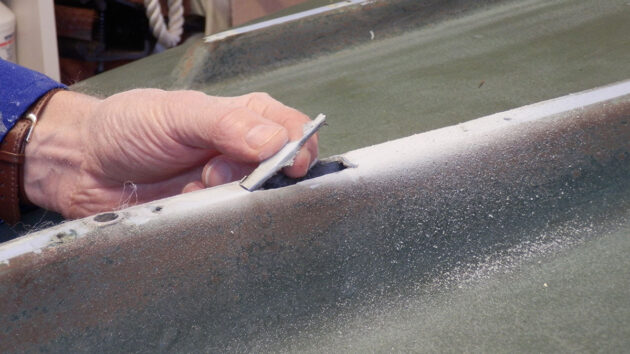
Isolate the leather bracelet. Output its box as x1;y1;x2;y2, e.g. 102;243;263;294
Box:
0;88;64;225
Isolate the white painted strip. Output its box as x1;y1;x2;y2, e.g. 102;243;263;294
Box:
0;222;91;265
344;79;630;172
2;79;629;264
204;0;371;43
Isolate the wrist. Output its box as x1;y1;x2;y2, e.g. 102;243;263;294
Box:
24;90;100;216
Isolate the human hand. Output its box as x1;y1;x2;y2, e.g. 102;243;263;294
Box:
24;89;318;218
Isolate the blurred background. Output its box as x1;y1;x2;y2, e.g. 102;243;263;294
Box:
0;0;310;85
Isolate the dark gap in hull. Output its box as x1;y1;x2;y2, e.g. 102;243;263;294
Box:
262;159;349;189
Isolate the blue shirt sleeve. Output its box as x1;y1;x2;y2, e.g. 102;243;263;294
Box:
0;59;67;142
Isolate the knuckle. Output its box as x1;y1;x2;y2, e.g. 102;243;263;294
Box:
134;88;167;102
245;92;274;111
172;90;207;102
183;90;207;99
249;92;272;100
213;106;249;133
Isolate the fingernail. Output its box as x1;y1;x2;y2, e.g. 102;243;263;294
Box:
204;160;232;186
245;124;286;150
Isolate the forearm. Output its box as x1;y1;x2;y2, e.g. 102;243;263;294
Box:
23;91;100;215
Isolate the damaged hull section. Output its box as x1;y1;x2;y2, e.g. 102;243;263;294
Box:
1;81;630;351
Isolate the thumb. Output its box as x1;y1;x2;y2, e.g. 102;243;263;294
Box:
162;91;290;162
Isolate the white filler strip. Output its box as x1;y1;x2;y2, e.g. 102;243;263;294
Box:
204;0;371;43
2;79;630;264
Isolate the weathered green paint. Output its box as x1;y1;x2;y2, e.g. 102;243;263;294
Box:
2;80;629;352
2;0;630;351
269;224;630;352
73;0;630;157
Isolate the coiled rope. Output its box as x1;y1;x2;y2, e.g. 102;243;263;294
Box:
144;0;184;48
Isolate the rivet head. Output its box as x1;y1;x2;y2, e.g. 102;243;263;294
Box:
93;213;119;222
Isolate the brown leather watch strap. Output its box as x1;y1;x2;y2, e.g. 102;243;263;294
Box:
0;88;64;225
